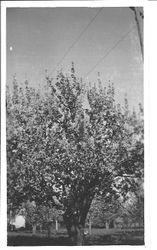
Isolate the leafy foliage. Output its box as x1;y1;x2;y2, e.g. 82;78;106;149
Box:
7;64;144;244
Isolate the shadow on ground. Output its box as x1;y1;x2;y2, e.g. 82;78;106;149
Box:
8;232;144;246
8;235;72;246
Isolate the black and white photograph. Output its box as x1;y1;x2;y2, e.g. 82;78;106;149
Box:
1;0;145;247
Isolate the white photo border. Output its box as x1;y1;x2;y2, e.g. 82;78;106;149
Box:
1;1;152;250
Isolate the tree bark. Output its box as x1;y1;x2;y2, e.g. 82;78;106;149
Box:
63;188;94;245
39;224;42;232
106;220;109;230
89;219;92;235
75;226;84;246
32;224;36;235
55;220;58;232
69;224;85;245
47;222;52;238
64;213;85;245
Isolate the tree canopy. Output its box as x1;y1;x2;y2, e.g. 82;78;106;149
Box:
7;64;144;245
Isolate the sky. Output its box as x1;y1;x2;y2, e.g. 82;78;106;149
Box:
7;7;143;110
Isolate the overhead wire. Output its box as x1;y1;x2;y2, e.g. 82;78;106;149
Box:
49;8;103;76
84;24;136;79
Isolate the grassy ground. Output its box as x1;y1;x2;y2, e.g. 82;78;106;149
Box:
7;228;144;246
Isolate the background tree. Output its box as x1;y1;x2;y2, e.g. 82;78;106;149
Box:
24;200;38;235
87;194;123;229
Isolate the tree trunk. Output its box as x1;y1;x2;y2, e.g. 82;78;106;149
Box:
89;219;92;235
32;224;36;235
75;226;84;246
69;224;85;246
63;191;94;245
64;214;85;245
106;220;109;230
47;222;52;238
55;220;58;232
39;224;42;232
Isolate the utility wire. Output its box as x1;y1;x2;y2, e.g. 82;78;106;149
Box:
84;25;136;79
50;8;103;76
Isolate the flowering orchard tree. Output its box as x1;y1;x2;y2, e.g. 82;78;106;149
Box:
7;64;144;245
87;178;144;229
